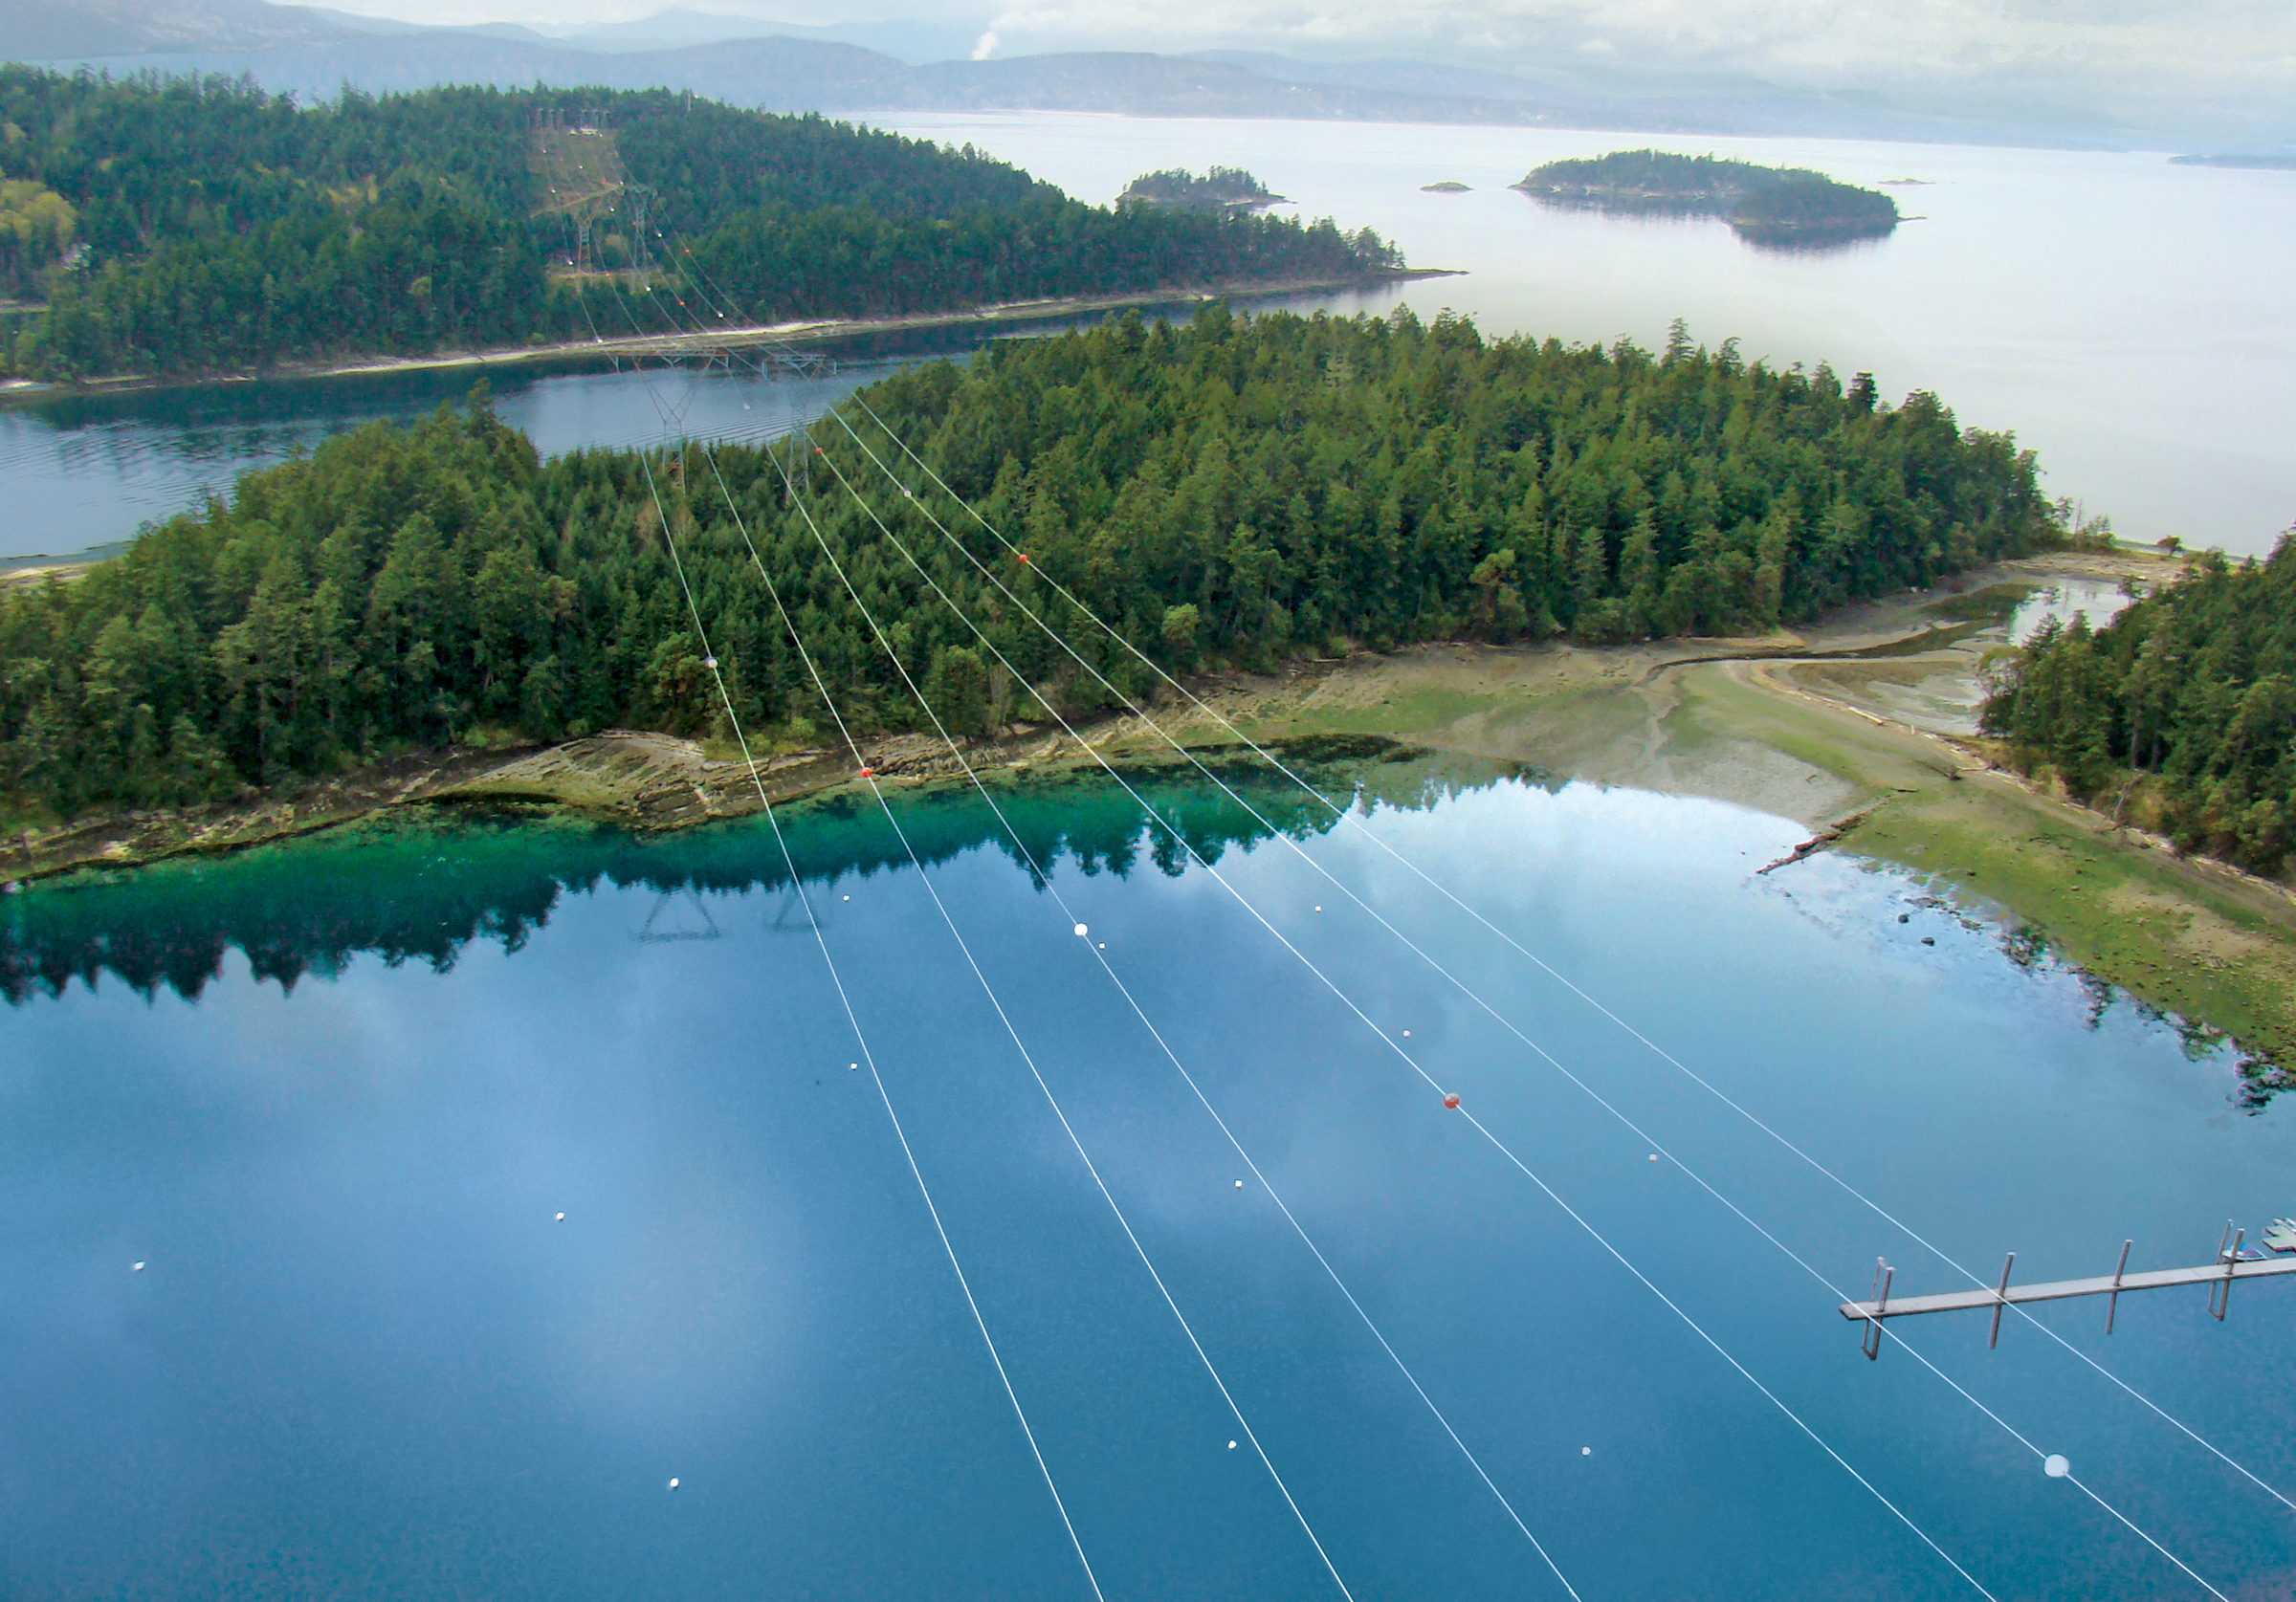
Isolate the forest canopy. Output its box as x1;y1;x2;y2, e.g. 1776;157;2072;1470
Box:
1982;540;2296;879
0;306;2063;822
0;69;1402;379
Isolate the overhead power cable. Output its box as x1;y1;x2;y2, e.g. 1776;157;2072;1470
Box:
629;450;1109;1600
615;263;2246;1596
771;430;2020;1602
708;440;1363;1602
805;412;2238;1598
828;385;2296;1521
813;406;2260;1596
647;245;1577;1590
698;441;1584;1599
583;309;1113;1597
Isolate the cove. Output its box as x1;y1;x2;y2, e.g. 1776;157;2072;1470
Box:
4;755;2292;1601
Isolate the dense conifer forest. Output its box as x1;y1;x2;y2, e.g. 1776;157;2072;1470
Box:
1983;541;2296;878
0;306;2063;820
0;69;1401;379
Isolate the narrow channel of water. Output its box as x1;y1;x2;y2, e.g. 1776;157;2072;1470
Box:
10;116;2289;565
0;358;880;567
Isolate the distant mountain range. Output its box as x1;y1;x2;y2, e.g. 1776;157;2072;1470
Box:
0;0;2101;147
0;0;337;56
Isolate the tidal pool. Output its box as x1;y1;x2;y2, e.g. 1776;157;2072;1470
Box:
2;756;2289;1601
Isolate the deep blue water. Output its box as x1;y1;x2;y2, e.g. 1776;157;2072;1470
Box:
3;762;2292;1601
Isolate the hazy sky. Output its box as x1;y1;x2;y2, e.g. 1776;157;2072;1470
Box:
314;0;2296;136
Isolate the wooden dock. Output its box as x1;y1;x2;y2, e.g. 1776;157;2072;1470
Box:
1841;1255;2296;1323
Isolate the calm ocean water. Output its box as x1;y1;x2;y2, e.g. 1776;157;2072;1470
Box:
879;115;2294;560
4;759;2292;1600
4;115;2289;561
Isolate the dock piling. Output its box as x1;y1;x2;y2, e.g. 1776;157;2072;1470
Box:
2210;1227;2244;1322
1988;1252;2015;1350
1841;1236;2296;1350
1863;1259;1893;1361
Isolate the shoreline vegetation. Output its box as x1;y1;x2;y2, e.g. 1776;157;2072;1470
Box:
0;72;1403;385
1984;536;2295;882
7;547;2293;1096
1115;166;1288;211
1513;149;1900;247
0;304;2068;829
0;267;1456;400
3;304;2289;1087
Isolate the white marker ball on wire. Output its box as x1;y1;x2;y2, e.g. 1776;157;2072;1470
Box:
668;1477;680;1490
2044;1455;2070;1479
1073;923;1088;936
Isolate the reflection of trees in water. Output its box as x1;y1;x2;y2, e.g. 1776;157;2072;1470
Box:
1998;918;2288;1110
0;742;1523;1006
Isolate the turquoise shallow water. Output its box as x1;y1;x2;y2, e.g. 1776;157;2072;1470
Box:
3;757;2292;1601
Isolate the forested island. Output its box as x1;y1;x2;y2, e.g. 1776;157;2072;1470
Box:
1514;150;1899;246
1115;166;1285;210
0;71;1400;382
1984;538;2295;880
2169;154;2296;171
0;305;2061;819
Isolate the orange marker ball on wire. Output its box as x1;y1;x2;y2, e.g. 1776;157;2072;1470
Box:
1443;1092;1461;1109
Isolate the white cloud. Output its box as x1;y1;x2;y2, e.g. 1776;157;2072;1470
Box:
972;29;999;56
299;0;2296;134
973;0;2293;132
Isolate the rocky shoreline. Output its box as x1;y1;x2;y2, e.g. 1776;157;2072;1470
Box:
0;721;1141;889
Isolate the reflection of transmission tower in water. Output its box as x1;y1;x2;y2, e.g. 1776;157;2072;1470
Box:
631;889;722;943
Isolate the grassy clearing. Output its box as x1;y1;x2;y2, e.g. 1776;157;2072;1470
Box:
1675;662;2296;1079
